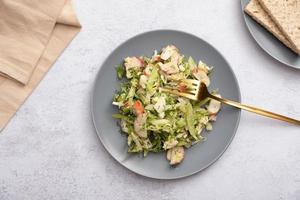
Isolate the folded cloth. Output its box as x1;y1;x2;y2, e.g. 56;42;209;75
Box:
0;0;81;131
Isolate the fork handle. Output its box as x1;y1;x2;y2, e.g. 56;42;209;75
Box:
209;94;300;125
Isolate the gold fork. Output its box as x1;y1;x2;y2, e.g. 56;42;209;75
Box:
160;79;300;125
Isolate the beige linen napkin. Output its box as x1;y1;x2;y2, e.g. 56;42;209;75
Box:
0;0;81;131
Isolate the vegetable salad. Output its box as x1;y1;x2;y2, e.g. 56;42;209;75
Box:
112;45;221;165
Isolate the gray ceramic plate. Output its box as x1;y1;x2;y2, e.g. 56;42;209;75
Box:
92;30;241;179
241;0;300;69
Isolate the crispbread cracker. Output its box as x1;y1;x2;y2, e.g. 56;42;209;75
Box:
245;0;298;53
258;0;300;55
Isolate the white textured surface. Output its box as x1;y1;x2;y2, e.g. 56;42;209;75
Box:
1;0;300;199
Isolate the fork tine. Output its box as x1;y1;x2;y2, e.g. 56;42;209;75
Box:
189;84;199;90
169;79;200;86
163;86;198;95
160;88;198;101
160;79;202;101
182;79;200;86
163;85;197;92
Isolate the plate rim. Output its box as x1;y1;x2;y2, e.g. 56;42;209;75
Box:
240;0;300;69
91;29;241;180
